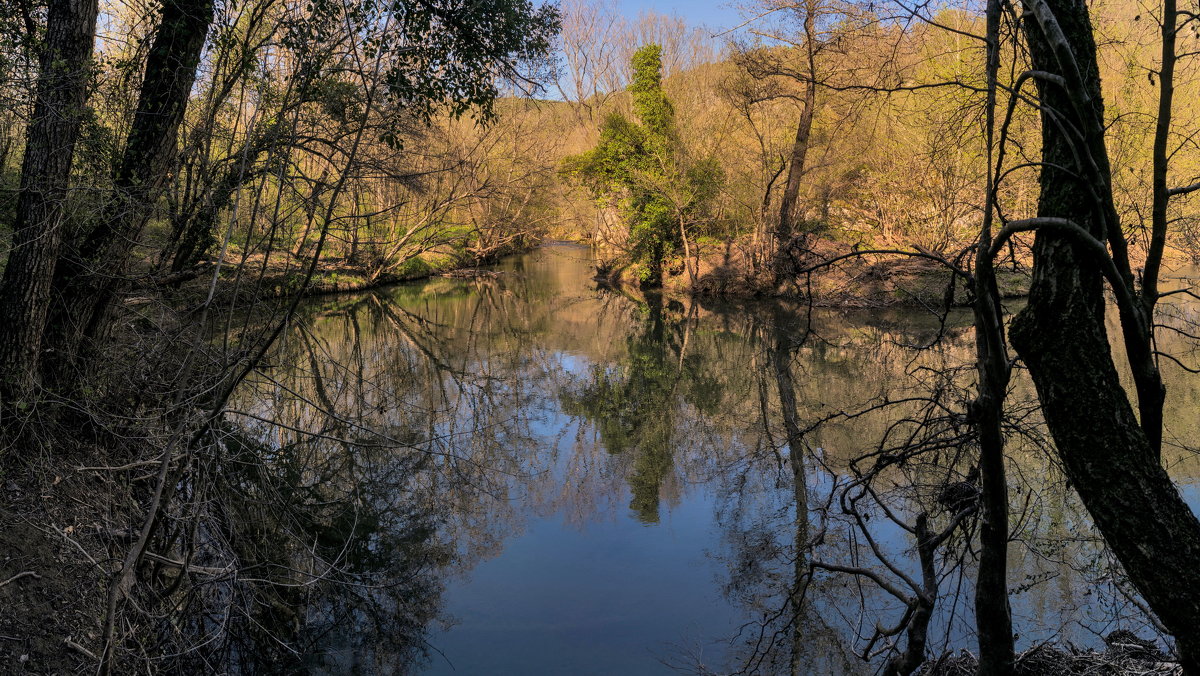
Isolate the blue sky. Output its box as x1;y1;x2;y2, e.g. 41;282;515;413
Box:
616;0;743;33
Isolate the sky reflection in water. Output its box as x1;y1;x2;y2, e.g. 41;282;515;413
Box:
241;243;1199;674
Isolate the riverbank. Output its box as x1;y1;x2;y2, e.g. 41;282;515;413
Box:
158;236;1026;311
923;634;1181;675
161;242;534;309
597;237;1031;308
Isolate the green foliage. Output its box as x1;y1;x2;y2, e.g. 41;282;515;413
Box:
395;256;433;279
560;297;723;523
312;76;364;123
75;105;119;177
562;44;723;287
629;44;675;144
288;0;560;125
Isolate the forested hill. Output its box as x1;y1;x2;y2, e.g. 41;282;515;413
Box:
0;0;1191;306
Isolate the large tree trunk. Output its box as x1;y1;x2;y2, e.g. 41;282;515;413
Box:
0;0;99;401
1012;267;1200;670
1011;0;1200;668
45;0;215;375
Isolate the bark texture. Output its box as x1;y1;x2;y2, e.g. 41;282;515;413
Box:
1012;0;1200;668
0;0;99;399
45;0;215;373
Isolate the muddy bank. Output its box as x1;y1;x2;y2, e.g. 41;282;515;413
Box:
596;237;1030;308
0;448;122;673
158;243;531;309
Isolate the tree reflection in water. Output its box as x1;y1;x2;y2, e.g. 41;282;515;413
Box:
197;244;1189;674
561;293;723;523
200;425;449;674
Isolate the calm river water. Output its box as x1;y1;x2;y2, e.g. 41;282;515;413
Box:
231;243;1200;674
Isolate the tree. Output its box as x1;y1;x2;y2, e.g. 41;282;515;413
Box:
999;0;1200;668
564;44;722;286
0;0;99;400
732;0;867;281
826;0;1196;667
970;1;1014;671
555;0;625;123
44;0;217;381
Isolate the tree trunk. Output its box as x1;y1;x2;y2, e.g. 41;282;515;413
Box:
45;0;215;374
1135;0;1177;460
1011;268;1200;670
773;68;816;283
169;141;268;273
678;213;696;288
1012;0;1200;668
0;0;99;401
883;513;935;676
973;0;1015;670
971;354;1014;675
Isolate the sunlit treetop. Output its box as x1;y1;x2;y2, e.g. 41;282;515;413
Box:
628;43;675;141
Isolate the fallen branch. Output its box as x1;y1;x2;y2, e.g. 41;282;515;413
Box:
129;263;213;290
77;459;166;472
65;637;98;660
0;571;41;588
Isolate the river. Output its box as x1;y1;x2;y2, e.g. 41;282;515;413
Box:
226;242;1200;674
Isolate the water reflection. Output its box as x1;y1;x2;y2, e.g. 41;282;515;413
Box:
562;295;726;524
213;426;448;675
222;243;1195;674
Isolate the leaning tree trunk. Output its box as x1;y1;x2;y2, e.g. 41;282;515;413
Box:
0;0;99;402
169;138;269;274
45;0;215;376
773;46;816;284
1011;0;1200;668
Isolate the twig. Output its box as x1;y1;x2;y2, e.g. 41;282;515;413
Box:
76;459;164;472
142;552;232;577
0;571;41;588
48;525;104;572
65;637;98;660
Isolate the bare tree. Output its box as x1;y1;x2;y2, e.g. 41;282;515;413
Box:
732;0;863;281
556;0;625;122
